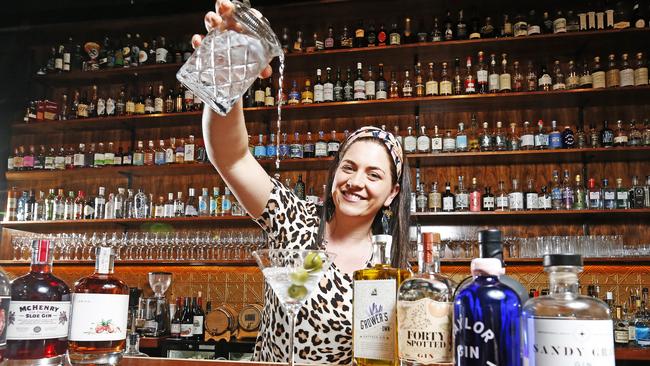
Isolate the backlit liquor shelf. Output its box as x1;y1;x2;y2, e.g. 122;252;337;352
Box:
6;147;650;182
12;85;650;134
3;209;650;231
30;27;650;85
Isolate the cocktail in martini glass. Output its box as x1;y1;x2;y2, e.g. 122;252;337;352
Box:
252;249;335;366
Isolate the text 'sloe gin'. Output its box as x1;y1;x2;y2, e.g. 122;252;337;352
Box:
522;254;615;366
353;234;408;366
67;247;130;365
454;258;522;366
6;239;71;365
397;232;455;365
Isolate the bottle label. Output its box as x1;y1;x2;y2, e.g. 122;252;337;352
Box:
539;74;552;87
404;137;417;153
323;84;334;101
483;196;495;209
429;193;442;209
353;279;396;361
397;298;453;363
7;300;71;340
416;137;430;152
606;70;620;87
524;318;615;366
180;323;193;338
477;70;488;83
456;135;468;150
456;193;469;209
614;135;628;144
614;329;629;344
354;80;366;99
443;196;454;211
431;137;443;151
327;142;340;154
425;80;438;96
553;18;567;33
526;193;539;209
488;74;500;91
634;67;648;86
548;132;562;148
509;192;524;209
539;196;552;209
592;71;606;88
534;134;549;147
521;134;535;147
193;315;204;335
156;48;168;63
619;69;634;87
442;138;456;151
0;297;8;346
365;80;375;97
499;74;511;90
69;293;128;341
184;144;195;162
313;85;324;102
439;81;452;95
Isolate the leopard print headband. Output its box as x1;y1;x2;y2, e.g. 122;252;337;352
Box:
340;126;404;179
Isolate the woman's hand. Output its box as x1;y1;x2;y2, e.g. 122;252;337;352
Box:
191;0;273;79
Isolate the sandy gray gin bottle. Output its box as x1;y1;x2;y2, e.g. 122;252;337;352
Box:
522;254;615;366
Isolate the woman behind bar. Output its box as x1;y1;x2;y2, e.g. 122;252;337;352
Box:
193;1;411;364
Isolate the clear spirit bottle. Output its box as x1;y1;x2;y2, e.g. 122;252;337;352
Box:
615;178;629;209
416;184;427;213
508;122;520;151
403;126;417;154
431;125;443;153
508;178;524;211
574;174;586;210
442;130;456;153
428;182;442;212
494;121;507;151
454;257;521;366
636;289;650;346
455;176;469;212
456;122;468;152
525;178;539;210
602;179;616;209
68;247;130;365
479;122;493;151
522;254;615;366
469;177;482;212
495;180;509;211
416;125;430;153
587;178;602;209
561;170;575;210
397;232;454;365
353;234;406;366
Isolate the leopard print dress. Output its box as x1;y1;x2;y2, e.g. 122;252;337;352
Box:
253;178;353;365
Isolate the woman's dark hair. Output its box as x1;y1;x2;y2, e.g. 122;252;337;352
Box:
315;137;412;269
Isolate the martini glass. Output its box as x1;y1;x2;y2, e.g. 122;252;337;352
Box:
252;249;335;366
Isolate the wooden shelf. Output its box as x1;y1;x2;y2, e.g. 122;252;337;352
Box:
0;259;256;267
7;146;648;182
412;209;650;224
13;86;650;133
33;63;182;85
4;158;334;182
615;346;650;361
440;257;650;265
0;216;256;231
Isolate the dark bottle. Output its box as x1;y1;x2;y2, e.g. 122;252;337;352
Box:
377;24;387;46
454;256;522;366
600;120;615;147
482;186;495;211
443;10;454;40
333;68;343;102
6;239;71;364
354;21;366;48
402;17;416;44
481;16;495;38
456;9;468;39
343;68;354;101
170;297;182;338
376;64;388;100
455;229;529;303
295;174;306;200
192;296;205;341
366;22;377;46
180;297;193;339
442;182;455;212
561;126;576;148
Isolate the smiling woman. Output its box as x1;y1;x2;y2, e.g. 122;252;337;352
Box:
197;2;411;364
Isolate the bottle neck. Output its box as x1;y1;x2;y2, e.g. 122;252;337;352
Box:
94;247;116;275
30;240;53;274
370;236;392;267
421;245;441;274
548;267;581;297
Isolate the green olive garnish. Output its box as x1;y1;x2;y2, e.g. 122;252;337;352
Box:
303;252;323;272
289;268;309;285
288;284;308;300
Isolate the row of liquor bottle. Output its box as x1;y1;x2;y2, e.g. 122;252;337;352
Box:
282;3;648;53
0;241;129;364
251;51;649;107
24;83;201;122
37;34;192;74
411;172;650;213
4;182;285;221
7;136;208;172
354;228;626;365
8;118;650;173
611;288;650;346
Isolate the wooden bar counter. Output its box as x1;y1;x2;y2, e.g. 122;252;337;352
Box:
121;358;278;366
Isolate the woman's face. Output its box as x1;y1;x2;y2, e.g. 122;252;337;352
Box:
331;140;400;220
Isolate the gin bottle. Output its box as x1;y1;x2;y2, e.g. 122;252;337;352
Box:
522;254;615;366
67;247;129;365
397;232;454;365
353;234;406;366
454;257;521;366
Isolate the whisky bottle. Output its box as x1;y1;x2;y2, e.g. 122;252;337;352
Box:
630;176;646;208
442;130;456;153
68;247;129;365
402;69;413;97
523;254;615;366
587;178;602;209
513;12;528;37
425;62;438;96
303;132;315;158
592;56;607;89
602;179;616;209
539;186;552;210
389;23;401;45
566;60;580;89
499;53;512;92
488;53;500;93
403;126;416;154
365;65;376;100
508;122;520;150
454;257;521;366
606;53;621;88
443;10;454;40
354;21;366;48
464;56;476;94
431;125;443;153
528;10;541;35
324;26;335;49
561;170;575;210
526;60;538;91
534;120;549;149
552;60;566;90
366;22;377;47
634;52;649;86
512;60;524;91
290;132;303;159
353;234;405;366
315;131;328;158
431;17;442;42
468;114;480;151
600;120;615;147
343;68;354;101
323;67;334;102
416;125;430;153
376;64;388;100
415;184;427;213
538;64;552;91
354;63;366;100
476;51;488;93
6;239;70;364
301;79;314;104
620;53;635;87
452;58;463;95
439;62;452;96
397;232;454;365
629;120;643;146
414;62;424;97
327;130;340;157
614;306;630;345
428;182;442;212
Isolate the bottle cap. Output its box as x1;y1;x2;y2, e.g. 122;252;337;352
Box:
470;258;504;276
478;228;503;261
543;254;583;267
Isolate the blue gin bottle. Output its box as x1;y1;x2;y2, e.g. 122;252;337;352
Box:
454;258;522;366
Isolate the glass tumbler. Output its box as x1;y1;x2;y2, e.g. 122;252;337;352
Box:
177;0;283;116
